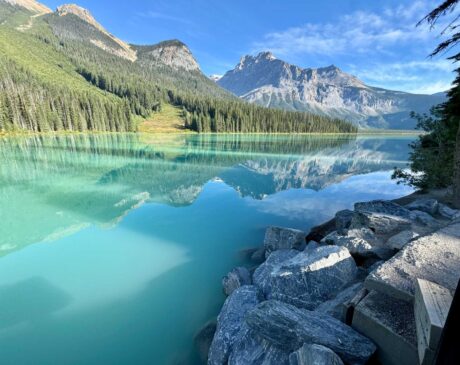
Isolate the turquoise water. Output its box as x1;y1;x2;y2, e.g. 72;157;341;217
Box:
0;133;414;365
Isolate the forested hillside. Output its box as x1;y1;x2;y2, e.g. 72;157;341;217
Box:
0;0;357;134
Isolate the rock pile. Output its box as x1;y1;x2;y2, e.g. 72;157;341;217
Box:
206;198;460;365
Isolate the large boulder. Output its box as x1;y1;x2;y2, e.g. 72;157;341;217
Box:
315;282;364;321
245;300;376;365
409;210;442;229
194;321;216;363
350;211;412;235
268;246;357;309
253;249;299;297
405;198;439;215
289;344;344;365
264;226;306;255
228;325;290;365
385;229;419;250
335;209;354;234
222;267;252;296
354;200;411;218
208;286;261;365
438;203;460;219
366;222;460;302
321;228;383;258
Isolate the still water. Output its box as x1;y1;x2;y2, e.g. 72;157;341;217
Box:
0;133;414;365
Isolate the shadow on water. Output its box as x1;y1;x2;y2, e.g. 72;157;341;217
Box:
0;277;71;330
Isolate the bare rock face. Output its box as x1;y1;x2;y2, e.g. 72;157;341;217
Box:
222;267;252;296
208;286;261;365
134;40;200;72
321;228;380;258
365;222;460;301
4;0;51;14
245;300;376;365
267;246;357;309
264;226;306;256
289;344;344;365
406;198;439;215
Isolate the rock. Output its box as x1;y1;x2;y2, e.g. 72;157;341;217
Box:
222;267;252;296
365;222;460;302
228;325;291;365
335;209;354;234
414;279;453;350
208;286;261;365
194;321;216;363
315;282;364;321
354;199;411;218
386;229;419;250
410;210;441;229
253;249;299;297
264;226;306;255
321;229;379;258
305;240;320;252
350;211;412;235
438;203;459;219
366;260;384;274
342;287;369;325
352;290;418;365
268;246;357;309
305;218;336;243
406;198;439;215
289;344;344;365
250;248;266;264
246;300;376;365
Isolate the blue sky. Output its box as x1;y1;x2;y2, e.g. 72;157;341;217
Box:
41;0;457;94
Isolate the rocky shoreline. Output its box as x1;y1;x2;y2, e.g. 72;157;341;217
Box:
199;194;460;365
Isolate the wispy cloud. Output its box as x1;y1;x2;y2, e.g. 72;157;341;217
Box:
252;1;435;57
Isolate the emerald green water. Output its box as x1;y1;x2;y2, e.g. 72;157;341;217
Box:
0;133;414;365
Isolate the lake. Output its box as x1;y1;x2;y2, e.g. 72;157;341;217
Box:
0;133;414;365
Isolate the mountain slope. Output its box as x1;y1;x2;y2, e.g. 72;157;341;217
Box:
218;52;446;129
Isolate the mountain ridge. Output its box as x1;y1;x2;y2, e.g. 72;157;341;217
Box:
218;52;446;129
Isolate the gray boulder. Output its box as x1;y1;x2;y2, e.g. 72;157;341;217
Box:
350;211;412;235
386;230;419;250
208;286;261;365
246;300;376;364
253;249;299;297
194;321;216;363
406;198;439;215
289;344;344;365
222;267;252;296
410;210;441;229
365;222;460;302
229;325;290;365
354;200;411;218
438;203;460;219
251;248;266;264
315;282;364;321
268;246;357;309
305;240;320;252
264;226;306;255
321;229;378;258
335;209;354;234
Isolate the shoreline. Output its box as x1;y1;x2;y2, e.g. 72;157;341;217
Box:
201;190;459;365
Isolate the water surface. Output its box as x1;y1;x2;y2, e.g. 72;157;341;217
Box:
0;133;414;365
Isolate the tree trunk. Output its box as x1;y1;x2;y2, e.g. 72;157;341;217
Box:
453;121;460;208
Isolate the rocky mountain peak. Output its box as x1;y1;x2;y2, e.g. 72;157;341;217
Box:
134;40;200;72
55;3;137;62
3;0;51;14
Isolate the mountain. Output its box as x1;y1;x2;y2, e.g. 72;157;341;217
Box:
0;0;356;134
218;52;446;129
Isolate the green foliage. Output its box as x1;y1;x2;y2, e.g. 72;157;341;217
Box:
393;69;460;190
